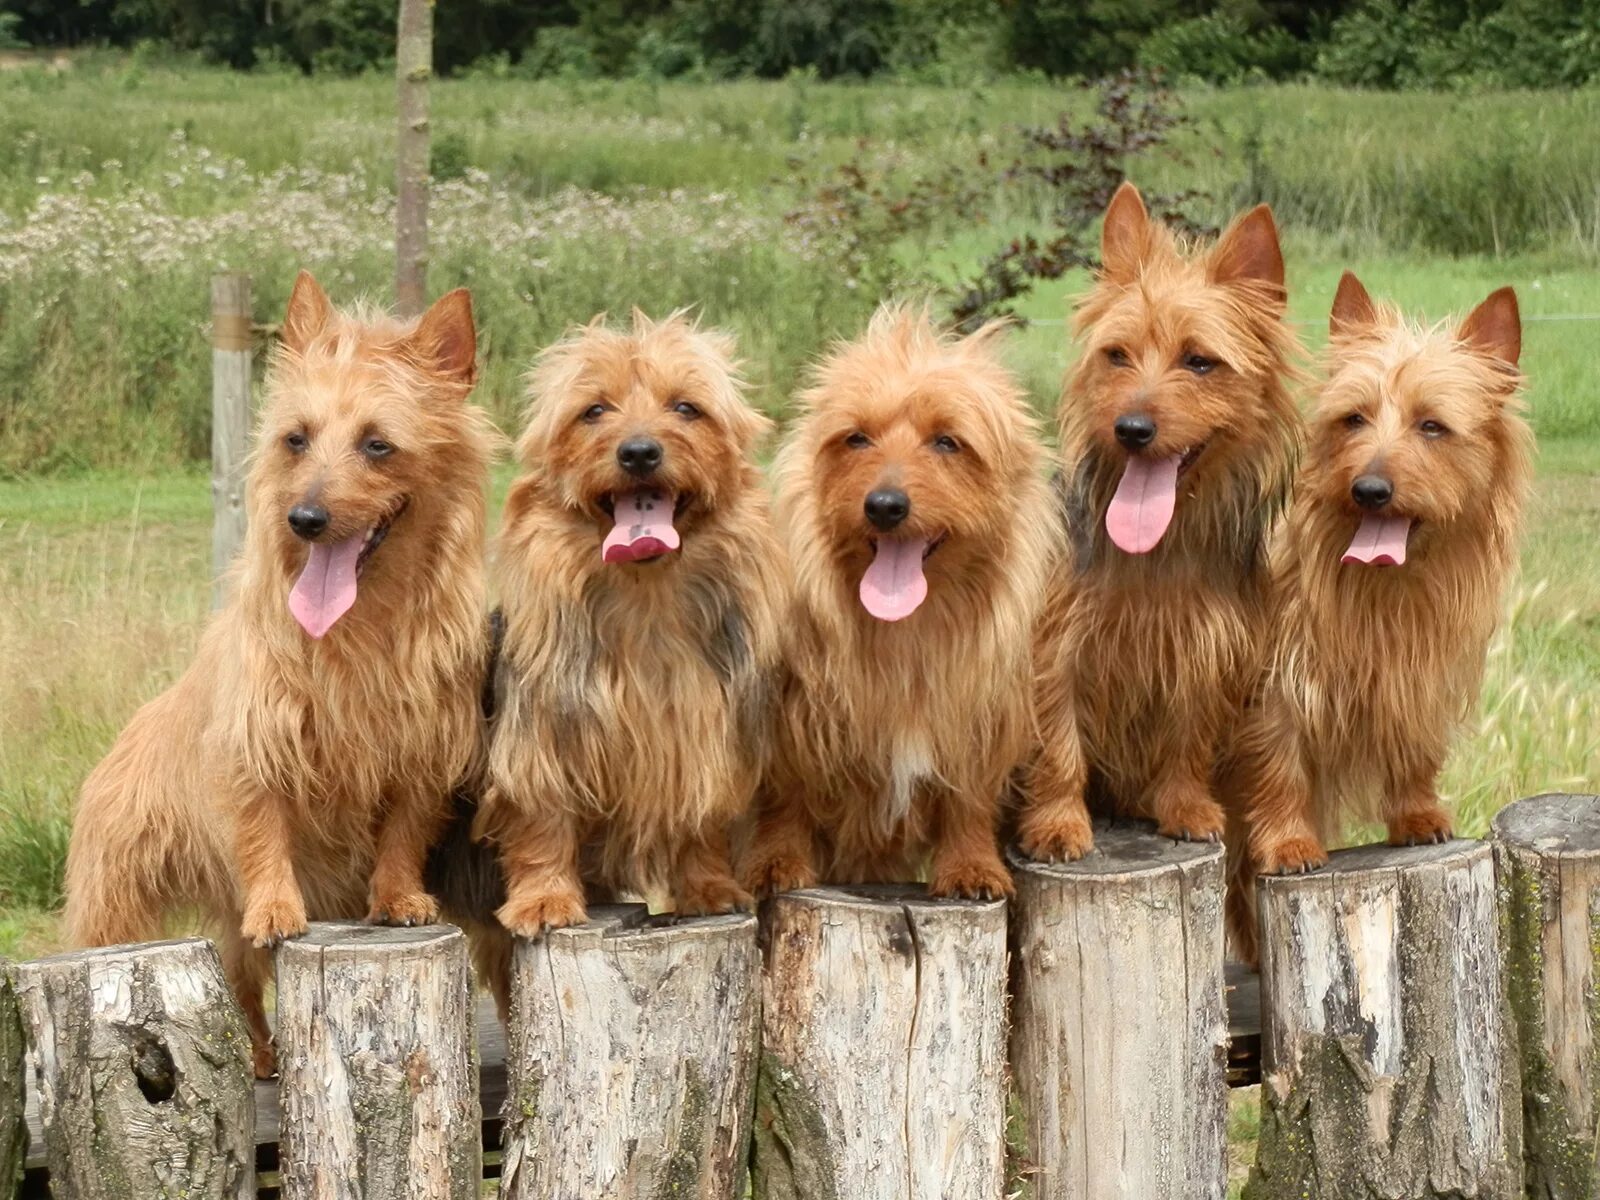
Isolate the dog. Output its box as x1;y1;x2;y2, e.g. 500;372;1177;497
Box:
740;305;1054;900
1019;181;1303;862
63;272;496;1076
478;311;784;942
1224;275;1530;961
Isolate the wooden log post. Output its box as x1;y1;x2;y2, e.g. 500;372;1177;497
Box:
0;962;24;1194
210;270;252;607
501;907;760;1199
1493;792;1600;1198
752;886;1009;1200
16;938;255;1198
275;922;480;1199
1246;840;1522;1200
1009;827;1228;1199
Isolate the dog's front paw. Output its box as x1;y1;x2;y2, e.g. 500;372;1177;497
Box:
1257;835;1329;875
929;858;1015;902
497;888;587;938
676;876;754;918
1156;797;1226;844
367;889;440;928
1017;810;1096;863
1388;806;1453;848
741;853;818;899
241;891;309;949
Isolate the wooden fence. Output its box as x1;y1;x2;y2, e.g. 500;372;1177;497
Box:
0;791;1594;1198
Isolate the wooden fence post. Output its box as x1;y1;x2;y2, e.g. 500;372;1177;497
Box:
275;922;480;1199
210;271;252;607
501;907;760;1199
1494;792;1600;1198
16;938;255;1198
1246;840;1521;1200
1009;827;1228;1198
0;962;23;1194
752;887;1009;1200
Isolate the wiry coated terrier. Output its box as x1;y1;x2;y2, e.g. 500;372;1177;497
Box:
1020;182;1302;862
741;306;1054;900
1225;276;1530;961
64;272;495;1076
480;311;784;937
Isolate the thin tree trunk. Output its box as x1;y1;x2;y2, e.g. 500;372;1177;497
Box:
394;0;432;317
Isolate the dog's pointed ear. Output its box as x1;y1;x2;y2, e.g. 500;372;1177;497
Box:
411;288;478;387
1330;271;1377;336
1209;204;1284;291
1458;286;1520;367
1100;181;1153;281
282;270;333;354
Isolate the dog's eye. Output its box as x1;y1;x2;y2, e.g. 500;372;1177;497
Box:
1183;353;1217;375
1104;347;1130;368
845;431;871;449
672;399;701;420
362;437;393;460
931;434;961;455
1343;412;1367;429
581;404;607;424
1419;418;1449;438
285;431;308;453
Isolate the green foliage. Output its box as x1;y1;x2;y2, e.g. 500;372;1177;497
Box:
1140;12;1311;83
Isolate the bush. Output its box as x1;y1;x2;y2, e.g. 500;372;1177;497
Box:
1139;12;1311;84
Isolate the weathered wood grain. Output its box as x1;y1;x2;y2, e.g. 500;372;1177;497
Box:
16;938;255;1198
275;922;480;1200
500;907;760;1200
1494;792;1600;1199
1247;839;1521;1200
752;886;1009;1200
1009;826;1228;1199
0;961;26;1194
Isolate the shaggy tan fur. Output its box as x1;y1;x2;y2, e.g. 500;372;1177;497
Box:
740;305;1055;899
63;272;496;1076
1020;181;1304;861
480;311;784;937
1225;275;1531;963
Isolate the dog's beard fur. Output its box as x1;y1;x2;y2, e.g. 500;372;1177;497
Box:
744;305;1056;900
1022;183;1303;863
1224;278;1531;962
63;274;497;1072
481;311;783;933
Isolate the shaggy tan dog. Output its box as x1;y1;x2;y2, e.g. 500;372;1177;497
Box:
64;272;495;1075
741;305;1054;899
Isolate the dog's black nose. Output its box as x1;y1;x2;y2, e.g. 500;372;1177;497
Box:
864;488;911;532
617;437;664;478
1114;414;1157;450
287;504;329;540
1351;475;1394;510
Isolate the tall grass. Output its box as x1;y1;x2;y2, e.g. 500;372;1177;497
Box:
2;63;1599;474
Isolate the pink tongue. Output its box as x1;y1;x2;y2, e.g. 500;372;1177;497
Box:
288;534;364;639
602;490;680;564
1343;515;1413;566
860;538;930;621
1106;455;1182;554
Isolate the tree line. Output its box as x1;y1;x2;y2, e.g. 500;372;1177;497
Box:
3;0;1596;88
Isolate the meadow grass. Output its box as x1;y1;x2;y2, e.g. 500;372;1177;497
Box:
2;62;1599;473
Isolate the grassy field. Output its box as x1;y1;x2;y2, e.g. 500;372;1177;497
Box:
0;59;1596;1189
